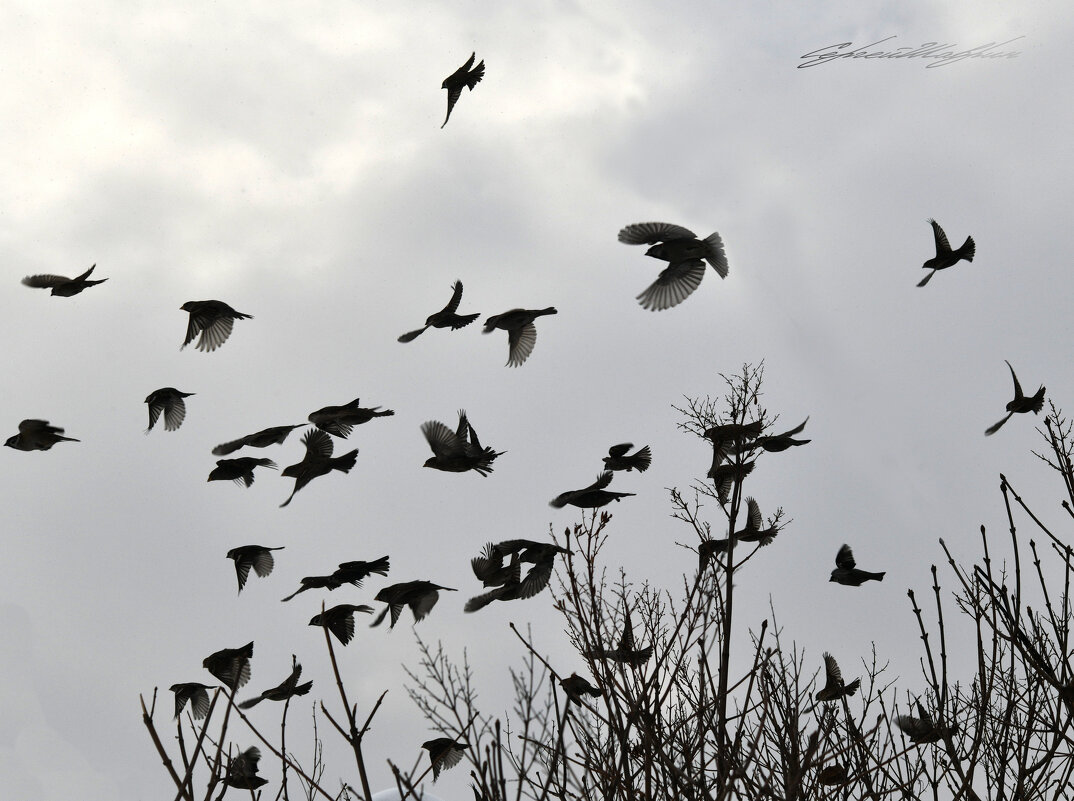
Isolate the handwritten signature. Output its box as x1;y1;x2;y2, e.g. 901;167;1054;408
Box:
799;36;1023;68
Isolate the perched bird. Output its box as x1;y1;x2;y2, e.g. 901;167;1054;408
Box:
279;428;358;508
145;388;194;433
422;737;469;781
21;263;108;296
308;398;395;438
603;443;652;473
815;653;860;702
180;300;252;352
170;682;213;720
708;459;755;504
203;642;253;689
985;361;1046;436
754;418;810;452
310;604;375;645
897;700;958;744
550;471;635;509
373;580;457;628
5;419;79;451
224;746;268;790
208;457;277;487
464;556;552;612
398;280;480;342
483;307;558;367
918;219;975;287
618;222;729;310
829;544;885;586
280;574;343;603
816;764;848;786
212;424;305;456
584;608;652;665
226;545;284;593
560;673;602;703
441;52;484;128
239;662;313;709
422;410;503;476
735;497;780;546
331;555;391;588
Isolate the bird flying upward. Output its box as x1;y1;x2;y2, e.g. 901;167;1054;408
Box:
441;52;484;128
815;653;861;701
279;428;358;507
917;219;975;287
985;361;1046;436
603;443;652;472
829;544;885;586
398;280;480;342
422;410;503;476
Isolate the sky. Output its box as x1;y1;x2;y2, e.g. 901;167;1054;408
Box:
0;1;1070;798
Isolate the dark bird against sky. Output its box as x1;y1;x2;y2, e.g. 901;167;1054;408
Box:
603;443;652;472
373;580;457;628
550;470;635;509
829;544;885;586
202;641;253;689
441;52;484;128
180;300;252;352
917;218;975;287
169;682;213;720
226;545;283;593
208;457;277;487
21;263;107;296
309;604;374;645
5;419;79;451
815;653;860;701
482;307;557;367
212;424;305;456
279;428;358;507
398;279;480;342
308;398;395;438
618;222;729;310
421;409;503;476
145;388;194;433
422;737;469;781
984;360;1046;436
239;662;312;709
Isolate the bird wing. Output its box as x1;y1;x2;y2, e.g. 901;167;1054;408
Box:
1005;360;1024;401
195;315;236;352
163;396;188;432
835;544;856;570
21;274;70;288
822;653;842;689
608;443;632;458
303;428;335;458
618;610;637;651
409;589;441;622
618;222;697;245
19;419;49;434
422;420;466;457
506;323;537;367
636;260;706;311
701;232;729;276
442;86;463;128
928;218;951;255
146;397;164;430
590;471;614;492
251;548;277;578
518;558;553;598
744;497;762;532
329;610;356;645
439;281;464;315
212;434;251;455
984;412;1013;436
233;556;253;591
471;541;503;581
398;326;427;342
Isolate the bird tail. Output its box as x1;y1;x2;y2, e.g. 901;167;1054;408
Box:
985;412;1013;436
332;449;359;473
632;445;652;472
957;236;975;262
398;327;427;342
538;307;558;316
872;572;886;581
917;270;936;287
702;232;729;278
1030;387;1046;414
453;313;480;329
373;409;395;418
468;61;485;89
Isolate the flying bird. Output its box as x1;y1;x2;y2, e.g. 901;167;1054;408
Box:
560;673;602;703
829;544;885;586
917;219;975;287
239;662;313;709
550;471;635;509
603;443;652;473
815;653;861;702
618;222;729;310
421;410;503;476
471;539;568;586
398;280;480;342
203;642;253;689
180;300;252;352
754;418;810;452
897;700;958;744
464;555;554;612
224;746;268;790
4;419;79;451
332;555;391;588
422;737;469;781
735;497;780;546
170;682;213;720
279;428;358;507
373;580;457;628
708;459;755;504
584;608;652;665
985;361;1046;436
308;398;395;438
280;574;344;603
21;263;108;296
483;307;558;367
309;604;375;645
226;545;284;593
145;388;194;433
212;424;305;456
208;457;277;487
441;52;484;128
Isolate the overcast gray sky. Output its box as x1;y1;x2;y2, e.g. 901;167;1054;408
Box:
1;1;1069;798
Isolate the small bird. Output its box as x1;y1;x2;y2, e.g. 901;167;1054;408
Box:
816;764;848;786
618;222;729;310
212;424;305;456
208;457;277;487
203;642;253;689
332;555;391;588
735;497;779;546
226;545;284;593
584;608;652;665
309;604;375;645
471;539;568;586
754;418;810;452
398;280;480;342
422;737;469;781
815;653;860;702
708;459;755;504
373;580;457;628
703;420;763;446
985;361;1046;436
145;388;194;433
918;219;975;287
279;428;358;507
560;673;602;703
21;263;108;296
896;700;958;744
550;471;635;509
829;544;885;586
603;443;652;473
483;308;558;367
464;556;552;612
170;682;213;720
280;574;343;603
239;662;313;709
4;419;79;451
224;746;268;790
308;398;395;438
441;52;484;128
421;410;503;476
180;300;252;352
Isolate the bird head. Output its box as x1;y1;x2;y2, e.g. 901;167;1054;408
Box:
3;436;18;449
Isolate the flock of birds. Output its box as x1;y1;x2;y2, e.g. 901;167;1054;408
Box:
7;54;1046;790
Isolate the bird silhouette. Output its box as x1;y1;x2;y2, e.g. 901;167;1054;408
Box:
308;398;395;438
179;300;252;352
471;539;568;586
239;662;312;709
735;497;780;546
618;222;729;310
4;419;79;451
441;52;484;128
918;219;974;287
829;544;885;586
483;308;557;367
754;418;810;452
309;604;375;645
708;459;755;504
560;673;602;703
145;388;194;433
897;700;958;744
398;280;480;342
226;545;284;593
985;361;1046;436
203;642;253;689
550;471;635;509
280;574;343;602
279;428;358;507
373;580;457;628
422;737;469;780
212;424;305;456
422;410;503;476
332;556;391;588
815;653;860;701
816;764;848;786
584;608;652;665
224;746;268;789
208;457;277;487
464;555;554;612
21;263;107;296
603;443;652;473
169;682;213;720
